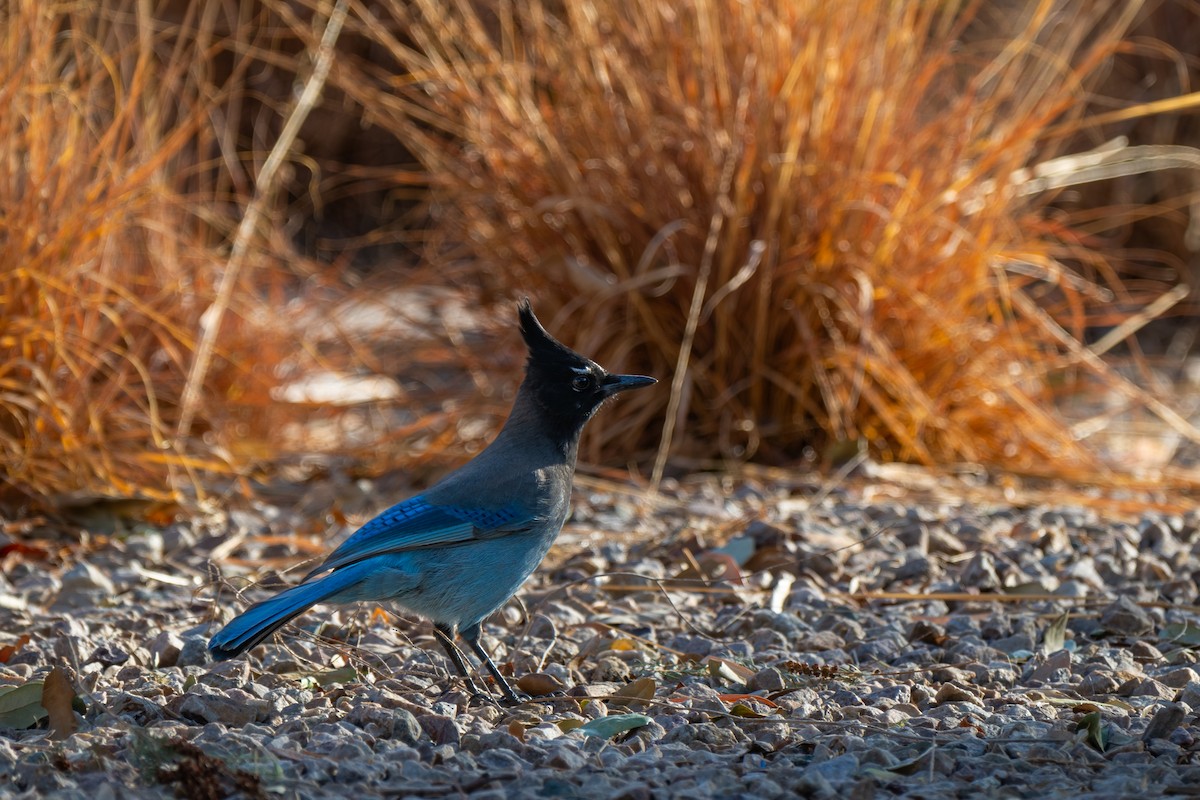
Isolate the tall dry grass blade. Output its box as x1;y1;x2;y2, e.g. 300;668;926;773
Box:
312;0;1200;482
1049;88;1200;136
651;141;740;491
177;0;349;442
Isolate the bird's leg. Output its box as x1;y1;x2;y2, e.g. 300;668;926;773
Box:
460;623;526;706
432;623;487;699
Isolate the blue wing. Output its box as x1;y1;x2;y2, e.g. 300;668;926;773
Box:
306;495;533;578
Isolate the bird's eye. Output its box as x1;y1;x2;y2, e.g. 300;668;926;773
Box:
571;373;593;391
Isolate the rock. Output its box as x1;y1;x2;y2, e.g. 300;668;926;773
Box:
991;633;1036;655
52;562;115;608
9;476;1200;799
1062;559;1106;591
1142;703;1187;741
1178;681;1200;709
1129;640;1163;663
1025;649;1072;684
961;551;1000;590
747;667;785;693
1131;679;1174;700
87;641;130;667
934;681;981;705
893;553;936;582
1158;667;1199;689
590;656;632;683
864;685;912;707
795;631;846;651
908;620;947;645
126;529;165;562
660;722;742;751
1079;671;1120;696
148;631;185;668
809;753;860;785
199;658;248;689
176;635;211;667
543;742;586;770
347;703;421;744
175;685;268;727
419;714;461;748
1098;596;1154;637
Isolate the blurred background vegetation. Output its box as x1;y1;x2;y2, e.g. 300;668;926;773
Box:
3;0;1200;513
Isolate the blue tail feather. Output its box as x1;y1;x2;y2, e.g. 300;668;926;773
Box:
208;569;361;659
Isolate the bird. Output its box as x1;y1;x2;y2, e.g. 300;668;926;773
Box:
208;299;656;703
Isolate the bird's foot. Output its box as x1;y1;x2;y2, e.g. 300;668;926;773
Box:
467;690;502;707
440;678;498;707
497;690;533;708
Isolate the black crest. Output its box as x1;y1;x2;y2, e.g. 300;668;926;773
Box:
518;299;589;371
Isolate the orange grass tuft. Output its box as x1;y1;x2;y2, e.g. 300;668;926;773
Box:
6;0;1198;511
325;0;1195;480
0;2;298;507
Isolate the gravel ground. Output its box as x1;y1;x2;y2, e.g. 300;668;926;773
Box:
2;470;1200;799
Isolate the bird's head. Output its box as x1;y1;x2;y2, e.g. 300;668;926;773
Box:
517;299;656;428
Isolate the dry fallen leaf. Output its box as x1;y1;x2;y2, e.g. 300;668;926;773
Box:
42;666;78;740
703;656;756;684
517;672;566;696
610;676;657;709
0;634;31;664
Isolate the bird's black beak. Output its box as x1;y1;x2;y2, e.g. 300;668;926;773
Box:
602;373;657;396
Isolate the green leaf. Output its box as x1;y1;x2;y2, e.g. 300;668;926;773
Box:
280;665;359;689
1006;581;1054;596
729;702;767;718
1042;612;1069;655
862;767;902;782
311;665;358;686
0;681;49;729
885;746;935;776
1077;711;1107;752
556;718;585;734
1162;620;1200;646
574;713;651;739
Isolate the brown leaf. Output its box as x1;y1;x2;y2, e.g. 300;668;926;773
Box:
610;677;657;709
41;667;77;740
516;672;566;696
729;702;768;718
0;542;53;578
717;693;779;708
0;634;31;664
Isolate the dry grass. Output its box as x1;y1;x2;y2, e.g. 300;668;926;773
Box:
5;0;1200;512
0;2;305;508
2;3;206;504
0;1;484;512
324;0;1199;483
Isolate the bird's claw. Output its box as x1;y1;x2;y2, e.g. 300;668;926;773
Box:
498;690;533;707
467;690;501;707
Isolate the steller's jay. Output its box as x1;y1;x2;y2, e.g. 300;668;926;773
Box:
208;299;655;703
